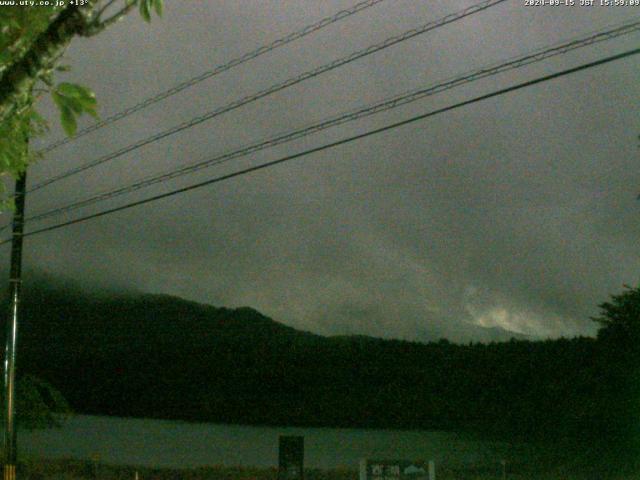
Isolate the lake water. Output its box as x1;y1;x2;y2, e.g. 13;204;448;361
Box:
18;415;503;469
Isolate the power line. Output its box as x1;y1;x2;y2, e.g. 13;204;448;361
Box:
17;18;640;228
3;46;637;246
27;0;507;194
37;0;388;155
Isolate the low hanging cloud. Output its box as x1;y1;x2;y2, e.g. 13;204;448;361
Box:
7;0;639;342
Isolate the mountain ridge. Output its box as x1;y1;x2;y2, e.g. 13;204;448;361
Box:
0;276;609;440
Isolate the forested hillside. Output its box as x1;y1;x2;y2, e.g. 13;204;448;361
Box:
4;279;638;456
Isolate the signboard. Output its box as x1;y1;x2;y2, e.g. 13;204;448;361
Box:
359;459;431;480
278;435;304;480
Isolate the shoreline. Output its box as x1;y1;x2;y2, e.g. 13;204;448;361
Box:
19;457;636;480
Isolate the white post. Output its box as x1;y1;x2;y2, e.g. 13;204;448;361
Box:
359;459;367;480
428;460;435;480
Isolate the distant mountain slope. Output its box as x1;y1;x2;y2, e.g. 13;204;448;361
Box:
1;277;607;440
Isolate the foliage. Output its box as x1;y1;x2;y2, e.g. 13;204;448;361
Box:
0;0;163;203
139;0;163;23
16;374;71;429
592;284;640;342
0;7;61;73
591;285;640;466
0;374;71;430
51;82;97;136
0;5;62;180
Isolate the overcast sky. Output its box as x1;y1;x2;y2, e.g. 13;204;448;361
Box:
3;0;639;342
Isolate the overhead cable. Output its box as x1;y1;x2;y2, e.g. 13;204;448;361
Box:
38;0;388;154
3;46;637;245
28;0;508;193
18;18;640;228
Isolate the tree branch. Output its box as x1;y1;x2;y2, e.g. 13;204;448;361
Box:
92;0;120;21
0;2;98;123
85;1;138;36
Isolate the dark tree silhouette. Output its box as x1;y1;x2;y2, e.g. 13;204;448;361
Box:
591;285;640;468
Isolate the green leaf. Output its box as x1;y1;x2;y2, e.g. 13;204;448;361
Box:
140;0;151;22
153;0;163;16
56;82;84;97
52;90;81;115
57;82;96;107
51;91;65;111
59;105;77;137
85;105;99;119
53;83;99;136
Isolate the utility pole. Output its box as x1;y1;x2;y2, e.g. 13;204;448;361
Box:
3;168;27;480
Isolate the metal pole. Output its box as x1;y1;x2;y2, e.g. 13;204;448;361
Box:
3;170;27;480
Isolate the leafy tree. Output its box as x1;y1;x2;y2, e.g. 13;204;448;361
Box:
0;372;70;430
592;284;640;344
0;0;162;204
591;285;640;467
15;375;70;430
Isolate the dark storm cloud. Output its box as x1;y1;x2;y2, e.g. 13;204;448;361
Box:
7;0;639;342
